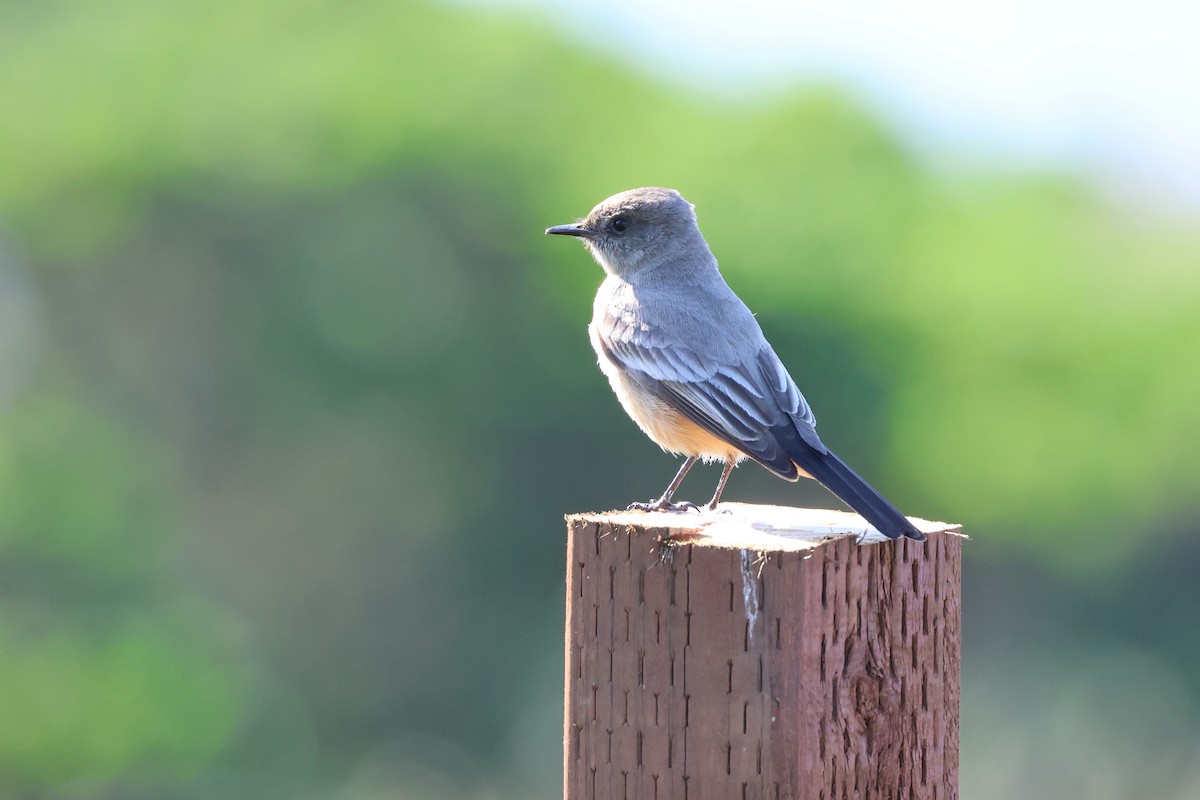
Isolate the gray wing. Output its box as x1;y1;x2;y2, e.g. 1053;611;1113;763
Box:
599;327;827;479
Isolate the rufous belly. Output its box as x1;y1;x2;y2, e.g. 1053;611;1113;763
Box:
594;349;742;463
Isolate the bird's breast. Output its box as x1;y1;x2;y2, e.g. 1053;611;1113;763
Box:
588;323;739;462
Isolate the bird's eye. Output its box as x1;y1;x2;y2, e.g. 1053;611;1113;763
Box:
610;216;630;234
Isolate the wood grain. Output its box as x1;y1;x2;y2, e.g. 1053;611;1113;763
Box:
564;508;961;800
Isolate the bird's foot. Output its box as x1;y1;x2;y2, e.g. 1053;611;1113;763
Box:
705;502;733;515
628;498;700;513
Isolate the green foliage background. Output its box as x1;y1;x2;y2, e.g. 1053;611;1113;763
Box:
1;1;1198;798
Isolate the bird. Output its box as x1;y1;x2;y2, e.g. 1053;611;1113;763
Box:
545;187;924;541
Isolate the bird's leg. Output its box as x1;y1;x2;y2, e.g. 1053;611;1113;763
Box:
706;460;735;511
628;456;699;512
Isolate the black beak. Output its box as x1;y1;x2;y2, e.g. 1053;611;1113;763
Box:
545;223;595;238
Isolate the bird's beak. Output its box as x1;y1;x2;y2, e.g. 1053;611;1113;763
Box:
545;223;595;238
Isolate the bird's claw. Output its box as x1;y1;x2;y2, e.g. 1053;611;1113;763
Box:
627;499;701;513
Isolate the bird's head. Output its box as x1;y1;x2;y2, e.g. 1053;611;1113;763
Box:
545;187;705;278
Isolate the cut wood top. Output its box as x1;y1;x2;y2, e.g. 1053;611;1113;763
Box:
567;503;962;552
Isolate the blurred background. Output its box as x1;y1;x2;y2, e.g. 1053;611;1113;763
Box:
1;0;1198;797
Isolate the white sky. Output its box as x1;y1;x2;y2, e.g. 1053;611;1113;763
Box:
463;0;1200;208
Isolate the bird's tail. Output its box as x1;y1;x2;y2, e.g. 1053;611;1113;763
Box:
797;450;925;541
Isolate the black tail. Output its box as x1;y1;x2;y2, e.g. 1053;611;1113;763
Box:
795;448;925;541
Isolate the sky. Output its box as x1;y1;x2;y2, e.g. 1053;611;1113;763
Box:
464;0;1200;209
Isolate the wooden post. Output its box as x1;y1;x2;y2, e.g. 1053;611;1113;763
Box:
564;503;962;800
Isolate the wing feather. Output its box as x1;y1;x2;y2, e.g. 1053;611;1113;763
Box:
597;328;827;478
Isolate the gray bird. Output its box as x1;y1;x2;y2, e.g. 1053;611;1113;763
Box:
546;187;924;541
